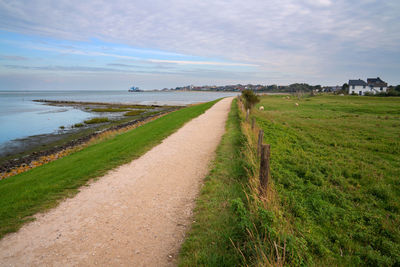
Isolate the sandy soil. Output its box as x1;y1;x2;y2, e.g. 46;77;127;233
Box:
0;97;233;267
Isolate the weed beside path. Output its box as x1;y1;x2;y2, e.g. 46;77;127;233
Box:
0;100;218;239
179;99;249;266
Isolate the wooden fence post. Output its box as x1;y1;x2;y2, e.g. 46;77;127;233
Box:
251;118;255;130
257;130;263;156
259;144;270;193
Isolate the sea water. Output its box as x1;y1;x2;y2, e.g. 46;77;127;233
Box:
0;90;238;147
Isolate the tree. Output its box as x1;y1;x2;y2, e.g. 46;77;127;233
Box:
395;85;400;92
342;83;349;91
241;89;260;110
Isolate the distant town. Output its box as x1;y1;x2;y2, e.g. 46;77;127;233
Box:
160;83;333;93
128;77;400;96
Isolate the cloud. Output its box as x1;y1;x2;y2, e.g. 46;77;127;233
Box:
3;64;130;72
0;0;399;86
0;55;28;61
147;59;258;67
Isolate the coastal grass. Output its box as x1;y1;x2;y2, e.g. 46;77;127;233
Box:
73;123;84;128
0;100;218;239
91;108;130;112
122;104;156;109
124;110;146;116
84;117;109;124
241;95;400;266
179;99;249;266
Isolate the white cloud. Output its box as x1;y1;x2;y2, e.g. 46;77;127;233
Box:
147;59;258;67
0;0;399;85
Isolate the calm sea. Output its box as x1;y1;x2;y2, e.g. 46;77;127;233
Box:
0;90;238;146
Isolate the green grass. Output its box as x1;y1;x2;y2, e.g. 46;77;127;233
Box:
84;117;109;124
249;95;400;266
0;100;218;239
124;110;146;116
91;108;130;112
121;104;156;109
179;99;249;266
73;123;84;128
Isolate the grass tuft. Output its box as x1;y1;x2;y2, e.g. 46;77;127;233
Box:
73;123;84;128
84;117;109;124
124;110;145;116
91;108;130;112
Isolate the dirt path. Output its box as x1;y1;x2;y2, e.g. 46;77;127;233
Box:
0;97;233;267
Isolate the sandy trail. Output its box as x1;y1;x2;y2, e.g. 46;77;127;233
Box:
0;97;233;267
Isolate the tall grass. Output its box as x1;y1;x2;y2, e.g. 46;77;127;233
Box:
0;100;218;239
179;99;249;266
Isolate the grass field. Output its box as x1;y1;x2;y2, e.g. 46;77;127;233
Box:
248;95;400;266
0;100;218;239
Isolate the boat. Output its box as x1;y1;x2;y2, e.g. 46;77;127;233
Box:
128;86;141;92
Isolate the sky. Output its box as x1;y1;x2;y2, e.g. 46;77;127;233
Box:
0;0;399;90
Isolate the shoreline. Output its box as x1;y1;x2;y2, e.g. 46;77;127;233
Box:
0;100;181;179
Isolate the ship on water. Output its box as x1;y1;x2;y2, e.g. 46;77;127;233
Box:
128;86;141;92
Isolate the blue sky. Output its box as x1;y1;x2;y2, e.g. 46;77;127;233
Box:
0;0;399;90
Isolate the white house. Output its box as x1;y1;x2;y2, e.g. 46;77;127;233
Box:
348;77;388;95
349;79;368;95
367;77;388;94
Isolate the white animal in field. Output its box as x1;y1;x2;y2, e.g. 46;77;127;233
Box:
259;106;264;110
295;103;299;106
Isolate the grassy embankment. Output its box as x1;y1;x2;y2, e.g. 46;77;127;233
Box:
179;99;249;266
180;95;400;266
0;100;218;239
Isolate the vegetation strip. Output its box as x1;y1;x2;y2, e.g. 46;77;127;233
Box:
179;99;249;266
0;99;219;239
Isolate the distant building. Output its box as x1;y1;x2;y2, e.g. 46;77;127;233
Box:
367;77;388;94
322;85;341;93
348;79;367;95
348;77;387;95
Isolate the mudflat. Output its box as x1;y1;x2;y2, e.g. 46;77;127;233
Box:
0;97;233;266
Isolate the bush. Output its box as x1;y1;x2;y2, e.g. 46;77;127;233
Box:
241;90;260;110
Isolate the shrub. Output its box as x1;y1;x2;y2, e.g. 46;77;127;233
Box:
241;90;260;110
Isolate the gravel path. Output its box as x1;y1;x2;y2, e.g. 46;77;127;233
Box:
0;97;233;267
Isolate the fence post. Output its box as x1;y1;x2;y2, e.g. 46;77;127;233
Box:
257;130;263;156
259;144;270;193
251;117;255;130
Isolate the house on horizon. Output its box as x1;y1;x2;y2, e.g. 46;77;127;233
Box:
348;77;387;95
